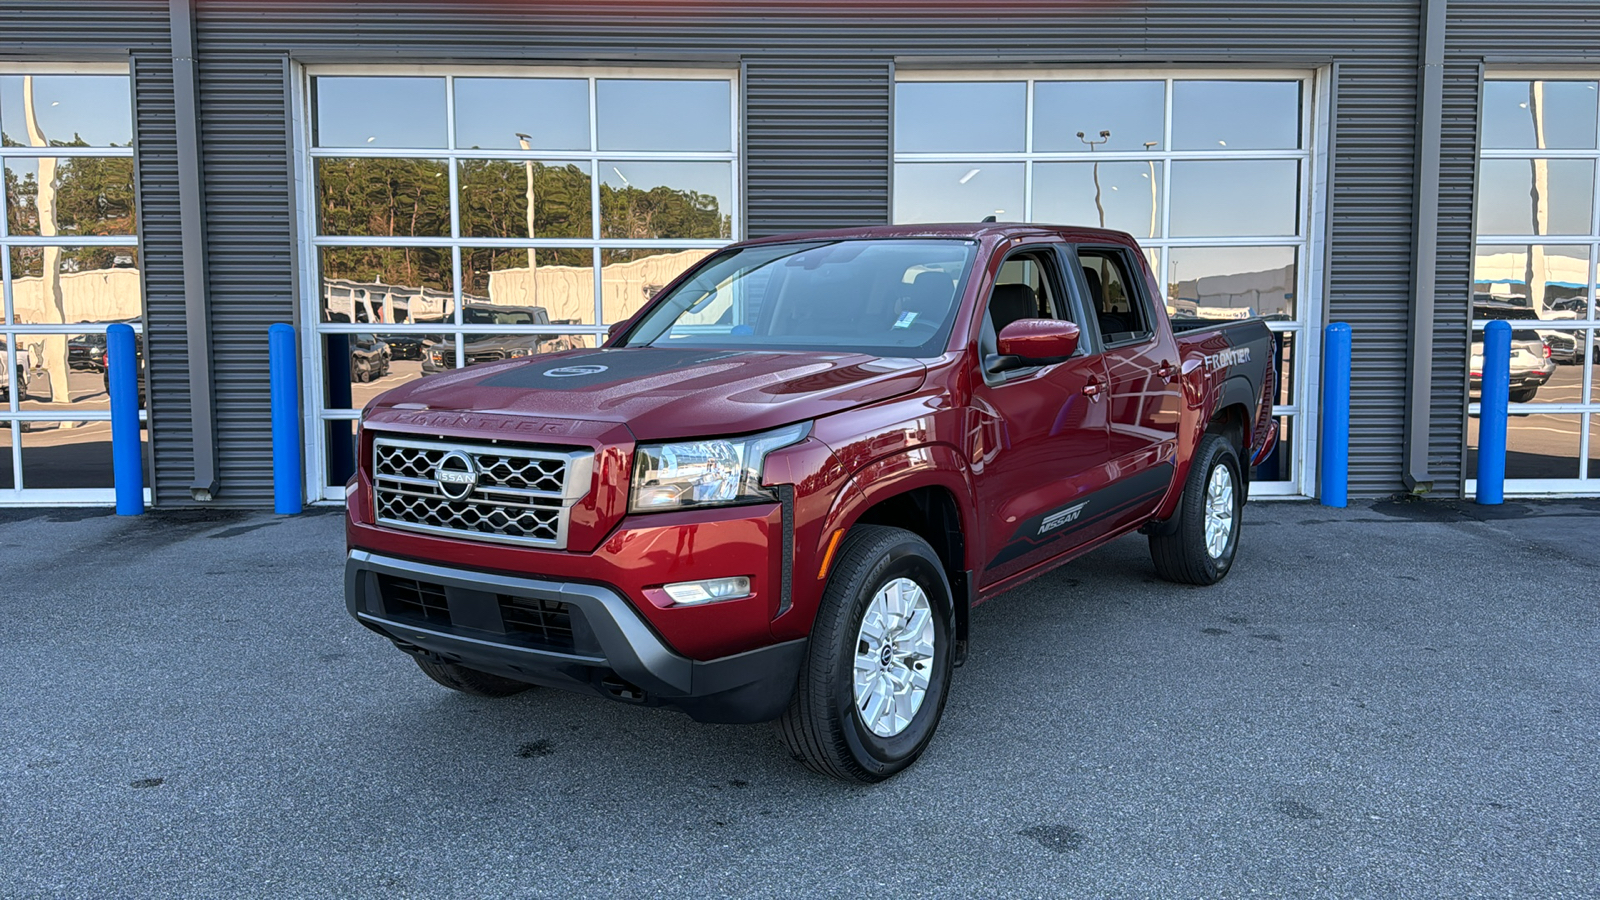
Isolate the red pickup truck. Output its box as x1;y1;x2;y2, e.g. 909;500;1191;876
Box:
345;224;1278;782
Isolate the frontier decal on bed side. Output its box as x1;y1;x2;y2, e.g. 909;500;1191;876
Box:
1203;347;1252;370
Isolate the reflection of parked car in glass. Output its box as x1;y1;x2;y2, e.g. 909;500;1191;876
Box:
382;334;437;361
70;333;109;371
1470;327;1554;403
1;339;29;400
422;305;569;372
350;334;392;382
1475;297;1584;366
98;332;147;404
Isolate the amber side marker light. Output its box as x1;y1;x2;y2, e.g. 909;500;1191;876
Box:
818;529;844;579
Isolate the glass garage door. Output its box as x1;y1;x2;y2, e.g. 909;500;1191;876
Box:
1;67;147;504
299;67;739;499
892;71;1321;497
1468;76;1600;493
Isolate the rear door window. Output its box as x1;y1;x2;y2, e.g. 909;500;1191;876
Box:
1075;247;1155;346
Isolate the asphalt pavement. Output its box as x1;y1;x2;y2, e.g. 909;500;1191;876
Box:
2;498;1598;898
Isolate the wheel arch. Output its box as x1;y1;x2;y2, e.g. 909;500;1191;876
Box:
820;448;976;662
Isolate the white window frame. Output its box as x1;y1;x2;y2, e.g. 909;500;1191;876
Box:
0;61;148;507
891;67;1331;499
292;64;742;501
1465;70;1600;497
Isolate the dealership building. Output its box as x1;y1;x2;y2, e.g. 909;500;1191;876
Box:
2;0;1599;507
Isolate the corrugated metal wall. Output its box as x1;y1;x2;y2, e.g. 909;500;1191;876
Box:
744;59;892;236
18;0;1520;503
1427;59;1483;497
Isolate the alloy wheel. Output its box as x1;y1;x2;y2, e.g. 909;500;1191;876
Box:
852;577;936;738
1204;463;1235;559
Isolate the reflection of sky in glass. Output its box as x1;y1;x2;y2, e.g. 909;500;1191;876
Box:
1167;246;1297;318
596;80;730;152
314;77;446;148
895;83;1025;153
1032;161;1162;236
1033;81;1164;152
893;163;1023;223
1483;81;1599;150
0;75;132;147
1172;81;1300;150
1477;158;1594;235
454;78;589;151
1169;160;1298;237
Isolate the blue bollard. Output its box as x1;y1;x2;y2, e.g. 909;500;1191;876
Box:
1476;320;1511;505
269;323;303;515
107;323;143;515
1319;322;1351;508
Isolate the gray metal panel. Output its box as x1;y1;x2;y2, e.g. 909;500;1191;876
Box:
132;51;197;506
0;1;169;53
1426;60;1483;497
193;49;299;504
745;59;892;236
1326;61;1422;495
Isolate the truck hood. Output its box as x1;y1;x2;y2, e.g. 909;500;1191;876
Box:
370;347;928;441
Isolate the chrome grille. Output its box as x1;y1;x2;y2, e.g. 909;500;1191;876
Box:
371;435;593;549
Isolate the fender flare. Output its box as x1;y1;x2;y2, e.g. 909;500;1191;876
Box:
817;443;978;657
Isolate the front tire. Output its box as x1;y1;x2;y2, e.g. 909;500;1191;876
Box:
413;656;533;698
1150;432;1243;585
777;525;955;783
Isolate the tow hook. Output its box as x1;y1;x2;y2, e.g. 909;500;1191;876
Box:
600;674;648;704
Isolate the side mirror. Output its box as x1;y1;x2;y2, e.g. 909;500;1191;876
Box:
993;319;1080;371
606;318;637;344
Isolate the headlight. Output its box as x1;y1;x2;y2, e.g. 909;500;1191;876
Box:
630;423;809;513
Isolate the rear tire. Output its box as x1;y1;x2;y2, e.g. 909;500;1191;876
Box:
776;525;955;783
1509;387;1537;403
413;656;534;698
1150;433;1243;586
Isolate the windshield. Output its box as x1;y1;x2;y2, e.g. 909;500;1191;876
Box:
622;239;976;356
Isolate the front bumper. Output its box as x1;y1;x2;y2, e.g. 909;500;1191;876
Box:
346;550;806;724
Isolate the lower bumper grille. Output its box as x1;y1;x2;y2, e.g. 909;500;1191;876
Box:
499;595;575;648
374;574;578;653
379;575;450;625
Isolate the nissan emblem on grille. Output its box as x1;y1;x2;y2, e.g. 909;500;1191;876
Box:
370;435;594;550
433;450;480;500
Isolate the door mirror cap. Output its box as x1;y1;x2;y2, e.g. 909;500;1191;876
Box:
996;318;1080;365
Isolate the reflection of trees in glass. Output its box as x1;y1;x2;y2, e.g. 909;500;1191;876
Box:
315;156;726;290
600;183;728;240
4;153;136;236
316;157;450;237
457;160;590;239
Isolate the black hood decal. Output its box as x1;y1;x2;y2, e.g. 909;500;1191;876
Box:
479;348;749;390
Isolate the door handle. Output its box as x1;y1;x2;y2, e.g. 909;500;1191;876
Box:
1082;380;1103;402
1156;360;1175;382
